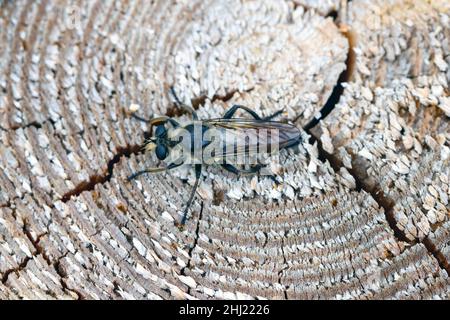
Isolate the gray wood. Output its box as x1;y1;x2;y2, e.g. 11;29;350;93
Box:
0;0;448;299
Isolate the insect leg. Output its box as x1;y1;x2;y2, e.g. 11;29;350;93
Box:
268;175;281;185
166;118;180;128
222;163;281;185
179;164;202;227
150;116;181;128
130;114;180;129
131;113;152;123
127;162;182;181
170;86;199;120
223;105;262;120
221;163;242;174
221;163;262;175
263;109;284;121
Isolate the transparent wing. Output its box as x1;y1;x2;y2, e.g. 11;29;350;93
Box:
202;119;301;162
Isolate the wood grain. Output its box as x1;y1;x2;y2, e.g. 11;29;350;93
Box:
0;0;448;299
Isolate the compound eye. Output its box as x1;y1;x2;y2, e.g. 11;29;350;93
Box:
155;125;166;138
155;144;168;160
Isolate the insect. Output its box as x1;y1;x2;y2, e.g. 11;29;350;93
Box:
128;87;304;228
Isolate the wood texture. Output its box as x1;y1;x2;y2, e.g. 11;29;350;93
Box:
0;0;448;299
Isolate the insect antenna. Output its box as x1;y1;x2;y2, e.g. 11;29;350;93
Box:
131;113;152;123
169;86;198;120
141;138;157;152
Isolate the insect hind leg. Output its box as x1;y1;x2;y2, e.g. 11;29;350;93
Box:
223;105;262;120
223;105;284;121
263;108;284;121
221;163;262;175
178;164;202;228
222;163;281;185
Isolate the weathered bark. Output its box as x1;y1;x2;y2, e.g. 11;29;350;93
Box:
0;0;448;299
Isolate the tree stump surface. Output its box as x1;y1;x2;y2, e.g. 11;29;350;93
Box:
0;0;449;299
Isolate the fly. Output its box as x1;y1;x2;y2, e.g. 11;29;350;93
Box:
128;87;304;228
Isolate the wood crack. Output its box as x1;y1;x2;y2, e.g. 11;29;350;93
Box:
61;144;142;203
423;237;450;276
53;253;85;300
167;87;253;118
1;0;448;300
303;25;355;130
7;117;54;131
277;237;288;300
307;95;450;274
302;6;450;275
308;128;410;241
1;256;33;285
1;209;82;298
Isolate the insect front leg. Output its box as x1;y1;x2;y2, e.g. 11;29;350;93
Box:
127;162;182;181
130;113;153;124
178;164;202;228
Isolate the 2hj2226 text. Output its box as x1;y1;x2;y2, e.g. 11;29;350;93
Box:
179;303;270;317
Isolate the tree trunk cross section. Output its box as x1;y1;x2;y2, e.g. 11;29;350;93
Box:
0;0;448;299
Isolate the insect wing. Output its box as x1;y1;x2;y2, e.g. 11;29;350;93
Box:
203;119;301;164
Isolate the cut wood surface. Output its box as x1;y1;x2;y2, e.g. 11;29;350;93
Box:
0;0;448;299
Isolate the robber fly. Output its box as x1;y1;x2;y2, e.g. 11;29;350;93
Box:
128;87;304;227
